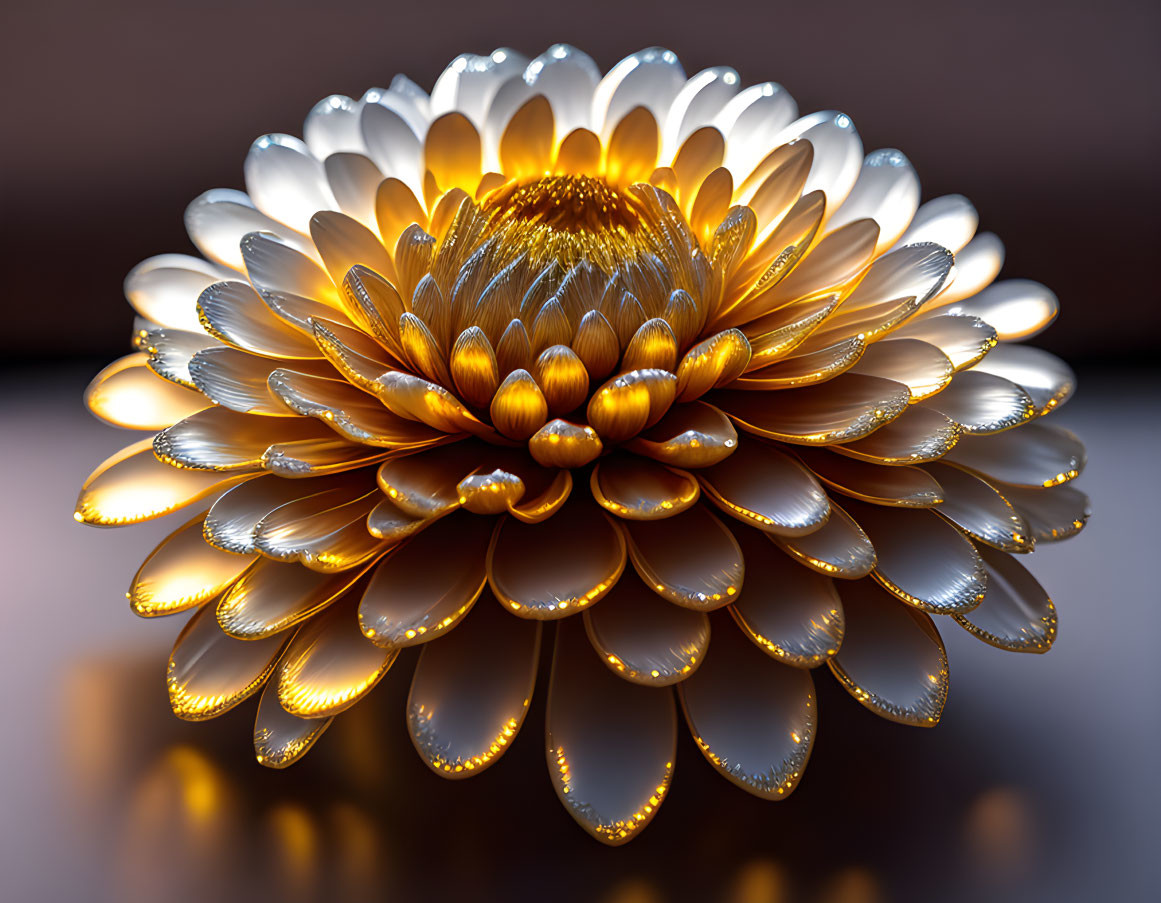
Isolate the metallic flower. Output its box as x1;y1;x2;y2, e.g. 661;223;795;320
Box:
77;45;1088;845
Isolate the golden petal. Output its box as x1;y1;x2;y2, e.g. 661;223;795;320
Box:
572;309;620;380
662;288;701;348
374;371;493;438
891;314;997;371
590;455;700;520
130;515;256;617
75;438;245;526
254;487;385;572
408;590;542;777
154;407;336;472
457;469;525;514
708;205;756;280
583;573;710;686
689;166;733;245
587;368;677;442
276;593;398;718
340;266;407;358
623;504;743;610
553;127;602;174
734;336;864;390
490;368;549;440
445;326;501;408
366;496;443;542
842;499;986;614
678;611;816;798
944;421;1085;488
828;578;948;726
496;318;535;376
674;329;751;402
793;447;944;508
530;297;573;354
739;293;839;371
375;177;429;256
605;105;660;185
534;344;589;415
649;165;678;194
849;338;954;401
920;370;1035;434
85;353;209;429
412;276;451;348
736;139;813;235
310;210;397;288
504;462;573;524
262;436;392;478
217;557;375;639
168;603;287;720
608;290;647;349
198;281;323;360
626;401;739;468
488;493;626;619
546;618;677;846
829;406;962;465
724;190;825;311
424;112;482;194
716;373;910;445
756;218;879;309
500;95;555;179
376;440;484;518
698;439;830;536
310;317;395;393
968;344;1076;416
730;525;844;667
358;511;492;647
771;500;876;579
671;126;725;210
925;463;1032;552
528;418;604;468
953;545;1056;653
393;224;437;303
241;232;339;306
188;348;296;416
398;311;453;385
254;680;333;769
996;481;1090;543
622;318;678;372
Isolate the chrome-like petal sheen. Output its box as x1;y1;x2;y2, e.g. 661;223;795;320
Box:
254;680;333;768
954;545;1057;652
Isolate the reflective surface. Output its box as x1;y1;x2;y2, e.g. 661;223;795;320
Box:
1;365;1156;901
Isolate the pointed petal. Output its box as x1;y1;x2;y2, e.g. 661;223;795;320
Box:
546;618;677;846
168;604;287;720
276;593;397;718
591;455;699;520
675;329;751;402
254;680;333;768
842;499;986;614
730;525;844;666
408;590;541;776
130;515;256;617
490;368;549;440
198;280;324;359
489;493;626;618
953;546;1057;653
829;578;948;726
623;504;743;610
359;511;492;647
678;612;816;798
699;439;830;536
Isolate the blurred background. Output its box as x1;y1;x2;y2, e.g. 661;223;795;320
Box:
1;1;1158;900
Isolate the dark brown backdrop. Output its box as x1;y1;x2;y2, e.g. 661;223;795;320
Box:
2;0;1158;365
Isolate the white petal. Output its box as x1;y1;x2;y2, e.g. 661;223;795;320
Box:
523;44;601;135
482;76;535;171
591;47;685;137
244;134;336;232
324;152;383;229
662;67;740;161
430;49;528;127
303;94;364;158
124;254;228;333
895;194;978;253
942;279;1058;341
769;111;862;216
931;232;1005;306
825;149;920;254
184;188;315;271
360;101;423;194
718;82;798;180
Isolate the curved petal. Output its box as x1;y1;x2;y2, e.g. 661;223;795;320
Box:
920;371;1035;434
130;515;256;617
254;680;333;768
124;255;224;333
793;447;944;507
930;231;1004;306
730;525;844;666
154;407;336;472
584;573;710;685
590;455;699;520
842;499;986;614
244;134;336;232
241;232;340;305
523;44;601;134
825;149;920;253
375;441;487;518
663;67;739;160
188;348;296;415
892;315;998;370
698;439;830;536
944;422;1085;487
925;463;1032;553
276;593;397;718
717;82;798;180
408;590;542;777
829;578;948;726
546;618;677;846
85;353;209;429
75;438;245;526
591;47;685;136
358;511;492;647
771;501;876;579
623;504;743;610
489;493;626;619
678;611;816;798
829;406;962;465
168;604;287;720
198;281;322;359
770;111;862;214
185;189;313;271
304;94;363;159
942;279;1058;341
997;481;1090;543
425;112;482;194
253;486;385;572
849;338;953;402
894;194;977;253
626;401;739;468
953;546;1057;653
968;344;1076;415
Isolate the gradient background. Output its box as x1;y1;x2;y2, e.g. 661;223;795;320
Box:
2;1;1158;900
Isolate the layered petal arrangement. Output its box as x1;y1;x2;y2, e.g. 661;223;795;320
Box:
77;46;1089;845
